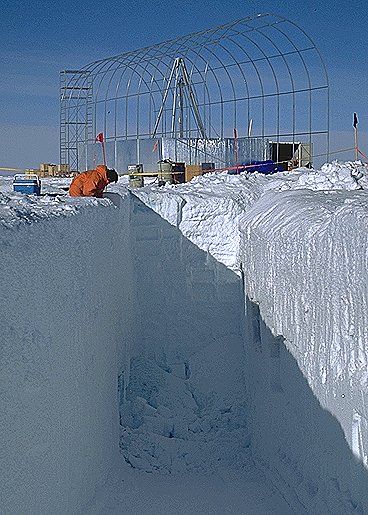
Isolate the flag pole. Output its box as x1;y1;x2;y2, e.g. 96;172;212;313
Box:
102;140;107;168
234;128;239;173
353;113;359;160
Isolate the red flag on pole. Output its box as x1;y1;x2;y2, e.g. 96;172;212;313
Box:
95;132;107;166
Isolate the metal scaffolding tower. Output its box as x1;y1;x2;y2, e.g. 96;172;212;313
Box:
60;70;93;171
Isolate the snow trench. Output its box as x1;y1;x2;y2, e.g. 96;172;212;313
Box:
119;195;250;476
2;181;368;514
130;182;368;514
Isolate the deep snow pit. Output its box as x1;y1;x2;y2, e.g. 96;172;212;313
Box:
1;161;368;514
119;195;251;476
120;356;250;474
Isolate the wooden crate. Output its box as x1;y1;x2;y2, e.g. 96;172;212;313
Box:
185;165;202;183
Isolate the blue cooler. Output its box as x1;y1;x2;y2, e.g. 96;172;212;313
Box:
13;174;41;195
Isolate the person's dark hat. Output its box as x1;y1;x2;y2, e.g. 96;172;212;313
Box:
107;168;118;183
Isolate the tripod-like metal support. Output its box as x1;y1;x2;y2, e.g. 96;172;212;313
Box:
152;58;206;139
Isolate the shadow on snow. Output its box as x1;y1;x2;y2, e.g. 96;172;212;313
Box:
119;193;368;514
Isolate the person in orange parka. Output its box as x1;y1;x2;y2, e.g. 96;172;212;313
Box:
69;165;118;197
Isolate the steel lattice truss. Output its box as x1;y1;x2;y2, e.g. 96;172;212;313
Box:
60;13;329;170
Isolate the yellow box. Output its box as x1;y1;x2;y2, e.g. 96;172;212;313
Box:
185;165;202;183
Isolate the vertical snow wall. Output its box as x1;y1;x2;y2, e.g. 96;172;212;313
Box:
240;190;368;514
0;196;134;514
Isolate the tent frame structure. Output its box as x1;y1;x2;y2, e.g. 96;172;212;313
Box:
60;13;329;171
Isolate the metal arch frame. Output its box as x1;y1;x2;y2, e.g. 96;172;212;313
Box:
60;13;329;171
231;22;297;161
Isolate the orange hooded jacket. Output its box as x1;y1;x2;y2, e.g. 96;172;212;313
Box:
69;165;109;198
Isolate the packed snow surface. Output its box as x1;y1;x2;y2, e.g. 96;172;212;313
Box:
1;160;368;514
133;160;368;272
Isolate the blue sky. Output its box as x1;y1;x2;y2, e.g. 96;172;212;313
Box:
1;0;367;168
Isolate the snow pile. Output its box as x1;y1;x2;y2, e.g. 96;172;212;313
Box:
120;356;249;474
276;161;365;191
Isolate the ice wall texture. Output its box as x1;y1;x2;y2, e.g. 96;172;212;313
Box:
135;172;267;273
240;189;368;513
0;196;134;515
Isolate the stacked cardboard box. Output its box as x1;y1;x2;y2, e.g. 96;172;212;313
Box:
39;163;71;177
57;164;71;176
39;163;56;177
185;165;202;183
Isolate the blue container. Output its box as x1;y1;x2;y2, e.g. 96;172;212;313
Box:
228;160;284;175
13;174;41;195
